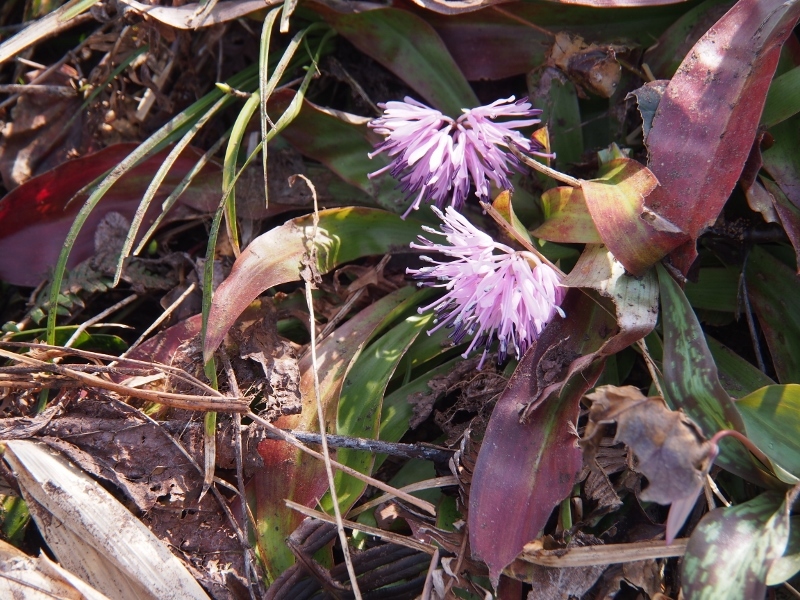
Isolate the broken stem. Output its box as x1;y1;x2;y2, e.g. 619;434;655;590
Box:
299;174;362;600
507;143;582;187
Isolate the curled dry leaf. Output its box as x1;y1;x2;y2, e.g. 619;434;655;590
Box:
582;385;716;540
548;32;622;99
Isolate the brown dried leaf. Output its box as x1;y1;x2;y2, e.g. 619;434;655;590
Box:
548;32;622;98
229;305;301;421
582;385;714;507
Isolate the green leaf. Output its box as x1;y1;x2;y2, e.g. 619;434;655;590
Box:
709;336;775;399
534;186;601;244
1;495;30;547
767;516;800;584
737;385;800;480
324;8;477;115
581;159;679;275
745;245;800;384
763;65;800;128
320;309;432;515
47;64;259;344
684;267;740;313
681;490;795;599
657;264;775;487
528;71;583;167
267;94;405;211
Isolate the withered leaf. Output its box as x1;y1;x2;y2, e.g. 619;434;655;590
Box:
548;32;622;98
582;385;714;507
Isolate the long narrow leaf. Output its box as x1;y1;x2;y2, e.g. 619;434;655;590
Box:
45;64;258;345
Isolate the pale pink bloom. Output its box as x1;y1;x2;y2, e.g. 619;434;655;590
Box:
407;206;566;368
368;97;546;217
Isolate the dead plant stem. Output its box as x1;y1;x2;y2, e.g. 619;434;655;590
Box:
298;174;362;600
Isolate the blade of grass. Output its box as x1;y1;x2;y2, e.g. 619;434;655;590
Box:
260;7;282;208
45;64;257;345
132;132;230;257
223;91;260;257
115;93;233;283
226;22;326;255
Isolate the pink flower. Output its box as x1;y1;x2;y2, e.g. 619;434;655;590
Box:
368;97;546;218
407;206;566;368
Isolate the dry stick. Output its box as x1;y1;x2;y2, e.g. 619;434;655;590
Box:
0;84;76;96
247;412;435;515
479;200;564;276
636;338;664;399
285;500;437;555
298;174;362;600
348;476;458;518
421;547;440;600
520;538;688;568
219;351;260;600
1;342;220;397
64;293;138;348
507;143;582;188
705;473;731;507
0;348;248;412
0;11;100;111
121;282;197;356
441;527;469;598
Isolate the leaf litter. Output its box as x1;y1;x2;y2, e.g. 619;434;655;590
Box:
3;0;800;598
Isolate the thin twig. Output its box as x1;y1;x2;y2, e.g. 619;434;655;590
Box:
219;350;260;600
0;84;77;96
246;412;435;515
129;399;264;595
1;342;220;397
520;538;688;567
479;200;564;276
507;143;582;187
285;500;437;555
297;174;362;600
636;338;664;398
348;476;458;517
421;547;440;600
121;283;196;356
64;293;138;348
443;527;469;597
0;348;249;412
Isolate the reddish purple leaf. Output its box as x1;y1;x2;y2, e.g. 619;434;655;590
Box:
643;0;800;273
0;144;221;287
468;290;614;585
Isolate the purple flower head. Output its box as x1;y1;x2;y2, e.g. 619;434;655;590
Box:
368;96;546;218
407;206;566;368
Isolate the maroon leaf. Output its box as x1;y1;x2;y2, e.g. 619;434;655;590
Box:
642;0;800;273
468;290;614;585
0;144;221;287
